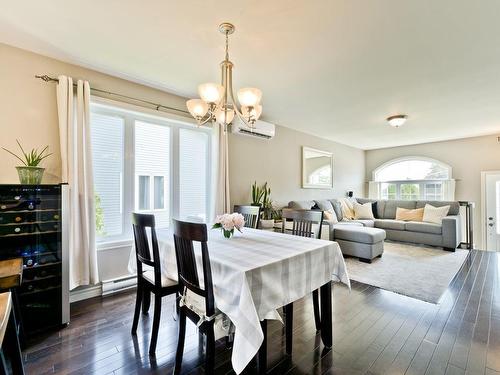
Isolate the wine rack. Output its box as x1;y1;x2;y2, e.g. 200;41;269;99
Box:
0;184;69;335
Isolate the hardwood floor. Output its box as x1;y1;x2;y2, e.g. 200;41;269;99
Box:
22;249;500;375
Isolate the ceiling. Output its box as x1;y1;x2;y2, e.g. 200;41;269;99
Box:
1;0;500;150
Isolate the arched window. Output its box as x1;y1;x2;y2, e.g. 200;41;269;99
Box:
370;157;454;201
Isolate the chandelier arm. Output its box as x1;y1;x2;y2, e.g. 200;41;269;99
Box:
225;59;256;129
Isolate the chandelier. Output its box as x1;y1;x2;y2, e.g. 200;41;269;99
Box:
186;23;263;129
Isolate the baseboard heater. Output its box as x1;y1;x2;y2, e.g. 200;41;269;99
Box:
102;275;137;296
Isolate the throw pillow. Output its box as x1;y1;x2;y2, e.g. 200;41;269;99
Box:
340;198;355;220
353;202;375;220
422;204;450;225
323;209;339;224
372;201;379;219
395;207;424;221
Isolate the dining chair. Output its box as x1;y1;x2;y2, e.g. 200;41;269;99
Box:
233;205;261;229
130;213;178;356
0;292;24;375
280;208;324;354
172;219;219;375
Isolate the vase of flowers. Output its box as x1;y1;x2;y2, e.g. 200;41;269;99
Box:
212;213;246;239
2;140;52;185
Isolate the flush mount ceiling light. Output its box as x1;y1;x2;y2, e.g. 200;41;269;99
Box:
186;22;263;130
386;114;408;128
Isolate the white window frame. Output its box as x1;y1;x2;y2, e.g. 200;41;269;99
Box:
91;97;212;249
134;174;168;212
373;156;452;201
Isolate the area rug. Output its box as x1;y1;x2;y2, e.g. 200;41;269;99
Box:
344;241;469;304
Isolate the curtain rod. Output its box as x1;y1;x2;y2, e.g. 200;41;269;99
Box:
35;74;189;115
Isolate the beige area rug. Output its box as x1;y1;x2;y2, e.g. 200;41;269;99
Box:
344;241;469;304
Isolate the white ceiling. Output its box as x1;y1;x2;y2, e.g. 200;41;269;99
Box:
1;0;500;150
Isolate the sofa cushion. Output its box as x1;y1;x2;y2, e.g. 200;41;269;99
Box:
405;221;442;235
374;219;406;231
329;199;343;221
416;200;459;216
288;200;315;210
314;199;334;211
351;219;375;227
334;226;386;244
383;200;417;219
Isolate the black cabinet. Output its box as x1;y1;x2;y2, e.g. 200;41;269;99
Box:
0;184;69;335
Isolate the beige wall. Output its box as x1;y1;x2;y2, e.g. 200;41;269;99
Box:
0;43;189;282
0;42;187;184
229;126;365;208
365;134;500;249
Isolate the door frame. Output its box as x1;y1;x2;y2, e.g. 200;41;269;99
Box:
480;170;500;251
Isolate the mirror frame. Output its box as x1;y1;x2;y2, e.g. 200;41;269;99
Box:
302;146;334;189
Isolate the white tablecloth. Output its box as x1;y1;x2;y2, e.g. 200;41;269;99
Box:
128;227;350;374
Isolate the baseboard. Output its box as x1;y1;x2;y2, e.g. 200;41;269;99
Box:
70;284;102;303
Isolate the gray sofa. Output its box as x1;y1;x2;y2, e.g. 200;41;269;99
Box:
288;198;462;259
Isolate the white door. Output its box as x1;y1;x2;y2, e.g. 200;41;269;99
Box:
485;173;500;251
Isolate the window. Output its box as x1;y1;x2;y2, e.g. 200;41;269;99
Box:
91;113;124;238
371;157;453;201
90;101;211;243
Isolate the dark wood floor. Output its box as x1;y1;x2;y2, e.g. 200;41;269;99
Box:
22;249;500;375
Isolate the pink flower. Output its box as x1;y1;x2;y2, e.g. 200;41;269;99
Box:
231;213;245;229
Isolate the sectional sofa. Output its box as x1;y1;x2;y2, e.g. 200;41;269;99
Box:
288;198;462;262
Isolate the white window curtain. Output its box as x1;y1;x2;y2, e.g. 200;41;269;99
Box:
368;181;381;199
211;123;231;218
442;179;456;201
56;76;99;290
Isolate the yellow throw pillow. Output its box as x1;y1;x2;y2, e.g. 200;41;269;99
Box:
395;207;424;222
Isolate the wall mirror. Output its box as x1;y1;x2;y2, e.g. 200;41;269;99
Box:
302;147;333;189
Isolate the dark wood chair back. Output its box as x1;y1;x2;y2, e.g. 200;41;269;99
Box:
172;219;215;318
281;209;324;239
132;213;162;288
233;205;261;229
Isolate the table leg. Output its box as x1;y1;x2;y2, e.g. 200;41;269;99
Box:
258;320;267;374
320;281;332;348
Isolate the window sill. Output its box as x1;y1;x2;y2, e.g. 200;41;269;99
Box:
97;238;133;251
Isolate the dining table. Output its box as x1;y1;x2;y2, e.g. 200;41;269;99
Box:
128;226;350;374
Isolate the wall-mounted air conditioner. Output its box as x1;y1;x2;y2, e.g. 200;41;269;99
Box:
231;118;276;139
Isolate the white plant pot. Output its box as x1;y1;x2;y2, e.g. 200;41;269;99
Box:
260;219;275;229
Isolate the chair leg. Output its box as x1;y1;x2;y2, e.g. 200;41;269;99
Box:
173;308;186;375
205;325;215;375
149;294;162;356
312;289;321;331
0;350;8;375
5;309;25;374
142;290;151;314
284;303;293;355
131;281;143;335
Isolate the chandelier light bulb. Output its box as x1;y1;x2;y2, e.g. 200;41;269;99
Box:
242;105;262;121
237;88;262;107
198;83;224;104
216;108;235;125
186;99;209;119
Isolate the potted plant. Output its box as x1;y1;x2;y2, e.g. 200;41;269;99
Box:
251;181;265;206
2;140;52;184
260;184;275;229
